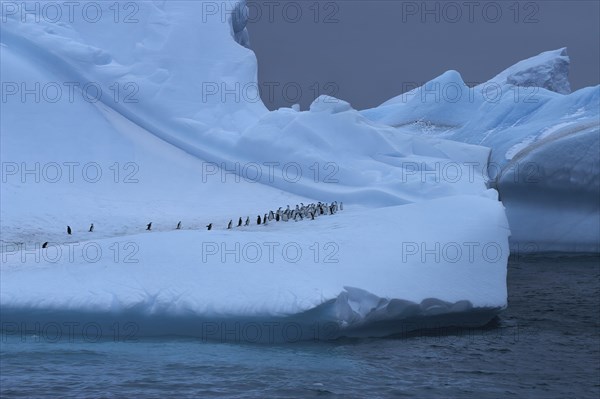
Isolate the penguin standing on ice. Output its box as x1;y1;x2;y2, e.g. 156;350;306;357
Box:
275;213;280;222
206;223;212;231
263;214;268;225
238;217;242;227
311;212;315;220
227;220;232;229
176;221;182;230
67;226;72;235
89;223;94;232
146;222;152;231
245;217;250;226
42;242;48;249
257;215;262;225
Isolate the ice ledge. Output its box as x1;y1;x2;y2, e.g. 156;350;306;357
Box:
0;287;503;343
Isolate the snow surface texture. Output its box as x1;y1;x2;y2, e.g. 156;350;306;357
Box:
363;49;600;253
1;1;510;340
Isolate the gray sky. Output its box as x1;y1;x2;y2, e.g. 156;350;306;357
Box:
247;0;600;110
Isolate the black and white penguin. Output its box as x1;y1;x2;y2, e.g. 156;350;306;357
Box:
146;222;152;231
67;225;72;235
42;242;48;249
89;223;94;232
207;223;212;231
176;221;182;230
311;212;315;220
268;211;274;221
227;220;232;229
245;217;250;226
257;215;262;225
263;214;268;225
275;213;280;222
238;217;242;227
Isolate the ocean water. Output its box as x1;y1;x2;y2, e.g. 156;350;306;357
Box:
1;255;599;398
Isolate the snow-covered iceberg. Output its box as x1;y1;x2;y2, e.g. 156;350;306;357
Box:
2;196;508;342
1;1;510;341
362;49;600;253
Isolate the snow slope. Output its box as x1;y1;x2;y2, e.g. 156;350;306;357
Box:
363;49;600;253
0;39;304;246
1;1;510;340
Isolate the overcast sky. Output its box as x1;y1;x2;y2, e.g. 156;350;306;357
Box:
247;0;600;110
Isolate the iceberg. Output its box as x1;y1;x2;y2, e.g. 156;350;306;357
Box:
362;48;600;253
1;1;510;341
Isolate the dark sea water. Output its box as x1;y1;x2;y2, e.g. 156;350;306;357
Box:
1;256;599;398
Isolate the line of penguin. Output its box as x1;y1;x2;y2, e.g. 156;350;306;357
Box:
42;223;94;248
45;201;343;248
215;201;343;231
